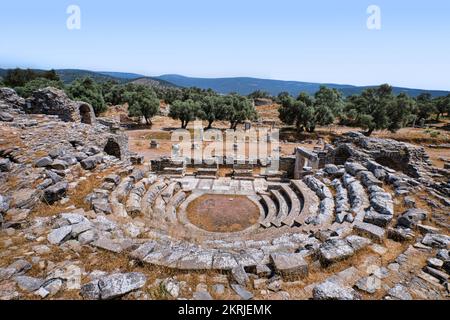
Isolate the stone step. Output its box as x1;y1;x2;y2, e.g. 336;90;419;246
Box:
259;194;277;228
280;185;301;227
270;189;289;228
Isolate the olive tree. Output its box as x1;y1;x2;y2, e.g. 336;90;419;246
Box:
169;99;201;129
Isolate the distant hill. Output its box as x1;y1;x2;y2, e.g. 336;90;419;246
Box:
55;69;129;84
156;74;450;98
0;68;7;79
0;68;178;89
2;67;448;97
98;71;145;80
130;77;179;89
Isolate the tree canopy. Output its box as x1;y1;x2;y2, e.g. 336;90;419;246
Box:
3;68;59;87
198;95;227;129
433;94;450;120
169;99;201;129
415;93;437;122
66;77;106;115
15;78;65;98
223;94;257;130
278;86;343;133
124;84;160;125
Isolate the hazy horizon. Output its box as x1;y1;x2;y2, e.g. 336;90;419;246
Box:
1;0;450;91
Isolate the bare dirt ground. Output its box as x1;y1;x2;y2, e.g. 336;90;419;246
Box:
123;111;450;168
186;194;260;233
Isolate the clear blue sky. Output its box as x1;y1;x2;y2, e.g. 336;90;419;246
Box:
1;0;449;90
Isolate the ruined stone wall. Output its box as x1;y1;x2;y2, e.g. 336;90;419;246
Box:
24;87;96;125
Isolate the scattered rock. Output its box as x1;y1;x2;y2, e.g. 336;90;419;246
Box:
15;276;44;292
47;225;72;245
34;157;53;168
386;284;412;300
0;111;14;122
231;284;253;300
0;158;12;172
270;253;308;279
162;278;180;298
313;280;360;300
231;265;250;286
43;181;68;204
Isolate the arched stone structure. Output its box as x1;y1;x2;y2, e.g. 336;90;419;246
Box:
104;138;122;159
79;103;93;124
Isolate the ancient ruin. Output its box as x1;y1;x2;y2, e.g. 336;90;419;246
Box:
0;87;449;301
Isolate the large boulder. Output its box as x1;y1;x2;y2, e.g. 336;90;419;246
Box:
270;253;308;279
43;181;68;204
422;233;450;249
47;225;72;245
0;112;14;122
313;280;360;300
0;158;12;172
11;188;40;209
318;238;354;266
81;272;147;300
34;157;53;168
354;222;385;243
397;209;428;229
345;162;367;176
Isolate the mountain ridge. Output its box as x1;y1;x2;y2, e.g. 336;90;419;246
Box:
155;74;450;98
1;68;448;97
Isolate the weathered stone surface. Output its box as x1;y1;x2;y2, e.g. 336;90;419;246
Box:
370;192;394;216
98;272;147;300
386;284;412;300
81;156;100;170
0;158;12;172
193;291;213;300
81;272;147;300
92;237;123;253
50;159;69;170
162;278;180;298
47;225;72;245
397;209;428;228
231;284;253;300
313;280;359;300
357;170;382;187
80;280;101;300
318;238;354;266
0;194;9;214
105;174;121;185
10;188;40;209
324;164;339;175
231;265;250;286
270;253;308;278
15;276;44;292
387;227;415;242
0;111;14;122
43;181;68;204
346;235;371;251
345;162;366;176
354;222;385;243
212;253;238;270
34;156;53;168
355;276;380;294
78;229;97;244
364;210;392;227
422;233;450;249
